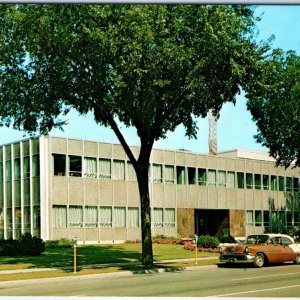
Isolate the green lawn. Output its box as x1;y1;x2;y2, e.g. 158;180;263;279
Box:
0;243;216;271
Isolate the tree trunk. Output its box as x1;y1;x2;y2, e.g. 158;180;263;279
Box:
136;159;153;266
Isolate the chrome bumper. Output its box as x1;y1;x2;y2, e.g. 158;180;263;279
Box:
219;253;255;263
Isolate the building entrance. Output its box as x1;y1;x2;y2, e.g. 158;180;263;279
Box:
194;209;229;237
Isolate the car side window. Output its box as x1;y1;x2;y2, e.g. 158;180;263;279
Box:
281;237;292;246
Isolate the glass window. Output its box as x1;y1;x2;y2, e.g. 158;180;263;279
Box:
14;158;21;180
164;208;175;227
24;206;30;232
127;162;137;181
207;169;216;186
246;210;253;226
0;163;2;181
293;178;299;192
217;170;226;187
187;167;196;185
84;157;97;178
113;160;125;180
152;164;163;183
254;174;261;190
263;175;269;190
237;172;244;189
85;206;98;227
271;175;277;191
53;154;66;176
255;211;262;226
99;158;111;179
263;211;270;228
127;207;139;227
279;176;284;191
32;155;40;177
69;156;82;177
164;165;175;183
286;177;292;192
69;206;83;227
114;207;126;227
23;157;30;178
14;180;21;206
5;160;11;181
198;168;206;186
53;205;67;228
99;206;112;227
227;171;235;188
153;208;163;227
176;166;186;185
246;173;253;189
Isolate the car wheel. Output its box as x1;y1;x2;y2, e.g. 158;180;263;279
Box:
293;255;300;264
254;253;265;268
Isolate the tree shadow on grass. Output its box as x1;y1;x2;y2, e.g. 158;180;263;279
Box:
0;244;143;272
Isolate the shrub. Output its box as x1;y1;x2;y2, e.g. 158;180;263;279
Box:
197;235;220;249
0;233;45;256
219;235;236;243
45;238;73;248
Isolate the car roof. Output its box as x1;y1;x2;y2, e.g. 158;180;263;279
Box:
248;233;294;240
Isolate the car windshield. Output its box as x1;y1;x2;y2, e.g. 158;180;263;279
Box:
246;235;272;244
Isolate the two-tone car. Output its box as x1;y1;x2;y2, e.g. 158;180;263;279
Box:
219;233;300;268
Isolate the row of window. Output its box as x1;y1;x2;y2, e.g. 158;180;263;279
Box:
246;210;300;227
52;205;176;229
52;154;300;192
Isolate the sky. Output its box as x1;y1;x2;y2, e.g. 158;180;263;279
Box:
0;5;300;154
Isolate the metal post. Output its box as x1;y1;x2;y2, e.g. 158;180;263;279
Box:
194;234;198;265
73;237;77;273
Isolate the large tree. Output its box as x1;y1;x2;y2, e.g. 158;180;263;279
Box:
0;4;268;265
247;49;300;168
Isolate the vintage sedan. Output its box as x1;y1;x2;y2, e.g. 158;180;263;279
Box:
219;233;300;268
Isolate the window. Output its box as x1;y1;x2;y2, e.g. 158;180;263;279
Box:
153;208;163;227
279;176;284;191
84;157;97;178
114;207;126;227
263;211;270;228
69;156;82;177
53;205;67;228
127;207;139;227
293;178;299;192
271;175;277;191
23;157;30;178
246;210;253;226
127;162;137;181
99;158;111;179
113;160;125;180
5;160;11;181
217;170;226;187
188;167;196;184
152;164;163;183
198;168;206;186
254;174;261;189
69;206;83;227
85;206;98;227
226;171;235;188
255;211;262;226
32;155;40;177
99;206;112;227
164;208;175;227
14;158;21;180
286;177;292;192
237;172;244;189
246;173;253;189
164;165;175;183
53;154;66;176
263;175;269;190
207;169;216;186
176;166;186;184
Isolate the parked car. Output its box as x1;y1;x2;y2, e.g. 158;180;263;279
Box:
219;233;300;268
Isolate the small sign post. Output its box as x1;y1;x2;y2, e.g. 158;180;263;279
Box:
73;237;77;273
194;234;198;265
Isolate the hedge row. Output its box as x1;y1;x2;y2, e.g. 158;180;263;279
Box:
0;233;45;256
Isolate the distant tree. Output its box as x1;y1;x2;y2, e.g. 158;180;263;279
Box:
247;49;300;168
0;5;268;265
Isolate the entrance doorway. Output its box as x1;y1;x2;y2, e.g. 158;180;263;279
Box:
194;209;229;237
